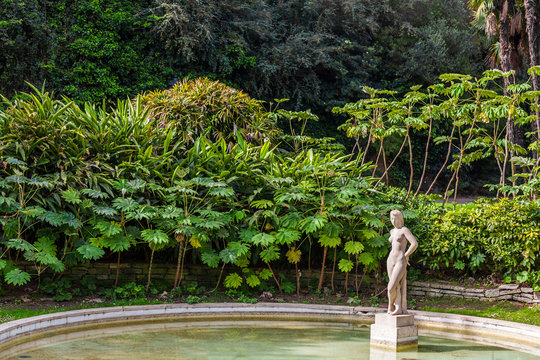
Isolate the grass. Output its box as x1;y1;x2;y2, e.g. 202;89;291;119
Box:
1;295;539;327
420;304;540;326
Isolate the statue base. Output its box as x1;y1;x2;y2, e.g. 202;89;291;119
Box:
370;313;418;351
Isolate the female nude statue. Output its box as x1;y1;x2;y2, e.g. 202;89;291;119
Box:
387;210;418;315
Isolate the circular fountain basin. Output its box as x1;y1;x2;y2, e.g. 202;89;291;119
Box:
0;303;538;359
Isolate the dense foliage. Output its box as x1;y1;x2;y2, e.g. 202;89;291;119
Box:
1;0;484;111
1;77;540;296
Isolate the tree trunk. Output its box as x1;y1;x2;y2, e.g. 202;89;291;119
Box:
525;0;540;156
146;248;155;291
318;246;328;291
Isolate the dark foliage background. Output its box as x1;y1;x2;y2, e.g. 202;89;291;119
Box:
1;0;485;111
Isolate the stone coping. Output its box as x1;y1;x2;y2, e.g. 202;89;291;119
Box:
0;303;539;356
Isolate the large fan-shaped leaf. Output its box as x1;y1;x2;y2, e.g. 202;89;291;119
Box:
77;244;105;260
251;232;276;246
260;245;280;262
338;259;354;272
274;228;301;245
201;250;220;268
219;247;238;264
344;241;364;255
224;273;243;288
5;268;30;286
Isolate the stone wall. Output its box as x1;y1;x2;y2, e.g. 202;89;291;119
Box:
408;281;540;304
16;262;540;305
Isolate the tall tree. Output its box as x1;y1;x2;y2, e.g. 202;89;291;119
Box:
524;0;540;146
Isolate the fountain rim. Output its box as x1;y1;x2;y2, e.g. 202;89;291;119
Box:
0;302;539;356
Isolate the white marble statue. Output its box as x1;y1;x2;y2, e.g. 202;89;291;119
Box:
387;210;418;315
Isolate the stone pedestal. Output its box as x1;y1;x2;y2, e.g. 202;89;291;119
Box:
370;313;418;351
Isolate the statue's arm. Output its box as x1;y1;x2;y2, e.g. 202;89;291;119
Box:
403;227;418;258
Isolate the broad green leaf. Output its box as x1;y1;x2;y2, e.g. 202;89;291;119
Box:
219;247;238;264
251;233;276;246
5;268;30;286
224;273;243;288
300;213;327;233
239;228;257;242
358;252;374;266
0;259;6;270
274;228;301;245
258;268;272;280
318;235;341;248
201;250;220;268
338;259;354;272
228;241;250;256
34;237;56;255
344;241;364;255
250;199;274;209
105;235;134;252
246;274;261;288
5;238;34;252
260;245;280;262
141;229;169;245
77;244;105;260
94;220;122;236
62;189;81;204
286;248;301;264
93;206;118;217
112;197;138;212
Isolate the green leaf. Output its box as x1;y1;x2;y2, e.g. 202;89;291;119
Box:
5;268;30;286
5;238;34;252
344;241;364;255
62;189;81;204
0;259;6;270
112;197;138;212
338;259;354;272
93;206;118;217
358;252;374;266
301;214;327;233
141;229;169;245
251;233;276;246
318;235;341;248
94;220;122;236
77;244;105;260
39;211;65;227
274;228;301;245
208;187;235;198
34;237;56;255
81;188;109;199
246;274;261;288
258;268;272;280
219;247;238;264
239;228;257;242
228;241;250;257
201;250;220;268
260;245;280;262
224;273;243;288
104;235;134;252
250;199;274;209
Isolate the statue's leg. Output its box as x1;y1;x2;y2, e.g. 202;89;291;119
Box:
387;262;405;314
400;271;408;314
387;261;395;313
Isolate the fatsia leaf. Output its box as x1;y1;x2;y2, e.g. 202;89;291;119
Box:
197;219;224;230
81;188;109;199
251;233;276;246
5;268;30;286
201;250;220;268
260;245;280;262
39;211;64;227
77;244;105;260
224;273;243;288
228;241;250;256
189;236;202;248
34;237;56;255
105;235;134;252
318;235;341;248
344;241;364;255
60;212;81;228
94;220;122;236
358;252;374;266
338;259;354;272
93;206;118;218
208;187;235;198
300;214;327;233
5;238;34;252
246;274;261;288
0;259;5;270
62;189;81;204
112;197;138;212
239;228;257;242
250;199;274;209
274;228;301;245
258;268;272;280
219;247;238;264
286;247;301;264
141;229;169;245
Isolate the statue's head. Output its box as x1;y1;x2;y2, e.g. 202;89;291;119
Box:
390;210;404;228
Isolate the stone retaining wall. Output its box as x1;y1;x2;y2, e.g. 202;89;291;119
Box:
15;262;540;305
409;281;540;304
